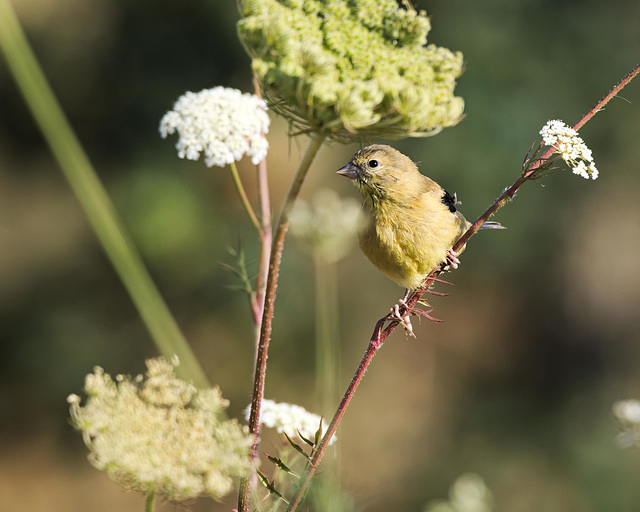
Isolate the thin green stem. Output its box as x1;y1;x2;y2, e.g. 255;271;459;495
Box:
229;161;262;234
238;133;326;512
0;0;208;388
314;256;340;418
145;490;155;512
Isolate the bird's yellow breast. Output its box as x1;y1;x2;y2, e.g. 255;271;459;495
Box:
359;191;468;289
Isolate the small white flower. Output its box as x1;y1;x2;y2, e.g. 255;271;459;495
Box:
572;160;590;180
160;87;270;168
245;399;337;446
539;120;599;180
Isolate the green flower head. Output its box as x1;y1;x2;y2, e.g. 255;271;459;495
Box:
237;0;464;141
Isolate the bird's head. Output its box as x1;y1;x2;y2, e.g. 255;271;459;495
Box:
337;144;421;207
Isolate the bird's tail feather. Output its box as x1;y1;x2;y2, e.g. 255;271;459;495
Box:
479;221;506;229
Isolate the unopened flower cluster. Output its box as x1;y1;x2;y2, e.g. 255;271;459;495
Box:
613;399;640;448
238;0;464;140
159;87;270;167
540;120;599;180
290;189;364;263
67;357;253;501
245;399;337;446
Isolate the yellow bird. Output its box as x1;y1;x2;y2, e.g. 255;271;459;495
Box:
337;144;502;295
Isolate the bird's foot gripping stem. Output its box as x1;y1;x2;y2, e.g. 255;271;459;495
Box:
390;291;443;337
391;299;415;337
445;248;461;269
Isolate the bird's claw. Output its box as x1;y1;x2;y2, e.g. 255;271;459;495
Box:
445;248;461;269
391;302;415;337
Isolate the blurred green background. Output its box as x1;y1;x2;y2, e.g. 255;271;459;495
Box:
1;0;640;510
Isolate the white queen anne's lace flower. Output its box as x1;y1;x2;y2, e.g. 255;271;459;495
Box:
160;87;270;167
539;120;599;180
245;399;337;446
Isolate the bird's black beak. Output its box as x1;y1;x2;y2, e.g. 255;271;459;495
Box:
336;161;359;180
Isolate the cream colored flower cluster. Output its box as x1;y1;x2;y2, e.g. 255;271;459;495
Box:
68;357;253;501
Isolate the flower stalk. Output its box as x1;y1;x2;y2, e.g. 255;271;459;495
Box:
251;74;273;329
253;156;272;325
229;161;262;233
238;132;326;512
145;491;155;512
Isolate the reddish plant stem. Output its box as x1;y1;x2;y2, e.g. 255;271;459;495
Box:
251;157;272;328
284;62;640;511
237;77;273;510
238;155;271;506
284;319;385;512
238;133;325;512
574;62;640;132
252;75;272;327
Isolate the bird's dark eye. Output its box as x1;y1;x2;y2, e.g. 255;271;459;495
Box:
368;159;379;168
